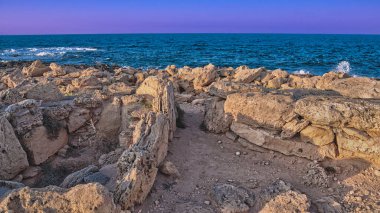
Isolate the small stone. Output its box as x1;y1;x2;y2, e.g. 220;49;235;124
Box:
204;200;211;205
155;200;160;205
333;177;338;181
220;146;224;149
217;140;222;144
235;152;241;156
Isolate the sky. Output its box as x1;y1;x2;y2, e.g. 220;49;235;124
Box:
0;0;379;35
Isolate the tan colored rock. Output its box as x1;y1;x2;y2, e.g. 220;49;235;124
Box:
336;130;380;165
107;82;135;95
295;96;380;133
159;160;180;178
280;118;309;139
315;71;348;90
43;63;67;77
0;117;29;180
72;76;101;88
205;80;266;98
166;65;177;76
287;75;320;89
225;92;295;131
192;67;218;90
0;183;118;213
326;77;380;99
267;78;286;89
231;122;325;160
134;72;145;84
258;180;310;213
1;69;24;88
67;108;91;133
204;98;233;133
300;125;335;146
96;97;122;139
5;99;43;135
22;60;51;77
25;82;64;101
234;67;264;83
21;126;68;165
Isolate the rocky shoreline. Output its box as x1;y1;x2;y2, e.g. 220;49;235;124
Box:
0;60;379;212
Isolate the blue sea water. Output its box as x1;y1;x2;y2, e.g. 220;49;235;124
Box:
1;34;380;77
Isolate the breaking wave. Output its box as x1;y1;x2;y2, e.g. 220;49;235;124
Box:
293;69;310;75
0;47;98;58
335;61;351;74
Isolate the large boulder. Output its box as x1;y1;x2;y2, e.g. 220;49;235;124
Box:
25;82;64;101
256;180;310;213
328;77;380;99
225;92;295;131
294;96;380;135
233;67;264;83
5;99;43;135
96;97;122;139
0;117;29;180
231;122;326;160
204;98;233;133
205;80;266;98
67;107;91;133
20;125;68;165
192;66;218;90
0;183;118;213
22;60;51;77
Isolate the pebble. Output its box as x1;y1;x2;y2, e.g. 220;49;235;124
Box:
204;200;211;205
154;200;160;205
235;151;241;156
217;140;222;144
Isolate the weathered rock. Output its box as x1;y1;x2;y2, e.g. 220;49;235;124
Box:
21;166;42;179
60;165;99;188
73;92;103;108
0;117;29;180
96;97;121;139
107;82;135;95
225;92;295;131
25;82;64;101
0;89;24;104
21;126;68;165
1;69;24;88
114;150;158;210
205;80;266;98
315;71;347;90
257;180;310;213
212;183;255;213
166;65;177;76
233;67;264;83
22;60;51;77
295;96;380;134
159;160;180;178
326;77;380;99
137;76;176;141
0;183;118;213
302;162;329;187
315;196;343;213
336;129;380;165
231;122;325;160
5;99;43;135
67;107;91;133
204;98;233;133
193;67;218;90
287;75;320;89
72;76;102;88
0;180;25;198
280;118;309;139
44;62;67;77
300;125;335;146
42;103;73;121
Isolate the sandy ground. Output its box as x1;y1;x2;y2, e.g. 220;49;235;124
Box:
135;103;379;213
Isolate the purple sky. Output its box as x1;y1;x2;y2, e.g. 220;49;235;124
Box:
1;0;379;35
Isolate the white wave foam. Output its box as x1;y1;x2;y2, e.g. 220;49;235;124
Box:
36;52;55;56
293;69;310;75
335;61;351;74
1;47;98;58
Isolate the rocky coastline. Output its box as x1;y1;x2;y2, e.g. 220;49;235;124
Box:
0;60;379;212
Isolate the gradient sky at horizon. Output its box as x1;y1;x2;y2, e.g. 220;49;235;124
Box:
0;0;380;35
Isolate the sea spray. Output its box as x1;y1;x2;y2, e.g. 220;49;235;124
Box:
335;61;351;74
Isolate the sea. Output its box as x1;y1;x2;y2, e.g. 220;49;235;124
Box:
1;34;380;77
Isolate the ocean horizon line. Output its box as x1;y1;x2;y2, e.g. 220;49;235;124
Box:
1;32;380;36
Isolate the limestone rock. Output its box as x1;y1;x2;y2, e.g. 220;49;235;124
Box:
225;92;295;131
193;67;218;90
72;76;101;88
0;117;29;180
205;80;266;98
231;122;325;161
159;160;180;178
294;96;380;132
328;77;380;99
25;82;64;101
258;180;310;213
280;118;309;139
233;67;264;83
67;107;91;133
0;183;118;213
212;183;255;213
22;60;51;77
0;89;24;104
21;126;68;165
61;165;98;188
5;99;43;135
300;125;335;146
96;97;121;139
204;98;232;133
44;62;67;77
107;82;135;95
